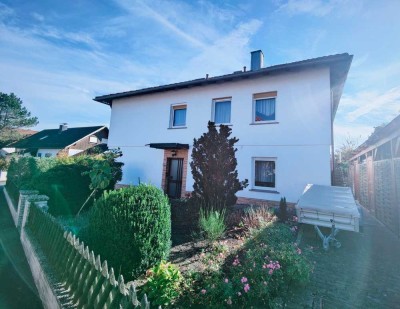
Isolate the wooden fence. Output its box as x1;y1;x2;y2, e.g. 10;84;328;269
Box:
349;157;400;236
26;202;158;308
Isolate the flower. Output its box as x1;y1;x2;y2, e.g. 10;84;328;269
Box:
201;289;207;294
297;248;302;254
224;278;229;283
293;215;298;222
269;269;273;275
263;281;268;286
241;277;248;283
227;297;232;305
237;292;242;296
244;284;250;293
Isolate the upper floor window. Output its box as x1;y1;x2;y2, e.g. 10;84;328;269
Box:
253;91;277;123
170;104;187;128
89;136;98;143
213;98;231;124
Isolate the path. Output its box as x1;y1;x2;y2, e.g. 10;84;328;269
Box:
287;207;400;308
0;187;43;309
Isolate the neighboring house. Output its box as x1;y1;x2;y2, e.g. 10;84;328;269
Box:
348;114;400;235
10;124;108;158
94;51;352;204
0;129;37;157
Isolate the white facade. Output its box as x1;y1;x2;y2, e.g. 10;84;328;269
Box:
107;67;334;203
37;149;60;158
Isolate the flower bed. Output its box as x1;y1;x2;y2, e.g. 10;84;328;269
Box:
172;214;312;308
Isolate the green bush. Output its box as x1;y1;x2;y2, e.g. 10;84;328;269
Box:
199;207;226;243
142;261;183;307
84;184;171;280
5;155;122;216
278;197;288;222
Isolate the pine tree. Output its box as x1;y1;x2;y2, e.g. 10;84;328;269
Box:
190;121;248;210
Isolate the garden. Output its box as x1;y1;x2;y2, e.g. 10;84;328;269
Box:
5;122;313;308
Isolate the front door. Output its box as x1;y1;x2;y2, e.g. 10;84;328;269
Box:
166;158;183;198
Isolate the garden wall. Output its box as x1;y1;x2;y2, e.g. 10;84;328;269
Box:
4;188;157;309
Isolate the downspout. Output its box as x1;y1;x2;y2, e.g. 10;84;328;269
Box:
330;89;335;186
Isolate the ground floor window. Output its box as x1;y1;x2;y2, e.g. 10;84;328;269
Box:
253;158;276;188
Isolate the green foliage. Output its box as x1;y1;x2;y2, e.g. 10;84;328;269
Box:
142;261;183;307
199;207;226;243
84;184;171;280
0;157;9;171
0;92;38;146
278;197;288;222
179;223;311;308
190;121;248;211
5;154;122;216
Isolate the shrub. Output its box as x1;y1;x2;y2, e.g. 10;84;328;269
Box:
142;261;183;306
241;206;276;231
199;207;226;243
190;121;248;211
5;154;123;216
85;184;171;280
278;197;288;222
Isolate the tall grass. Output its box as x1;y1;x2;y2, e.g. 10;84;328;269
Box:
199;207;226;243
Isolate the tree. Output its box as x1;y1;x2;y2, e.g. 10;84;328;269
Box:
0;92;38;146
190;121;248;210
76;148;123;215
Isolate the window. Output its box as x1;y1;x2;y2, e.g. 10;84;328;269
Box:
37;153;42;158
213;98;231;124
89;136;98;143
253;158;276;188
170;104;187;127
253;91;277;122
45;153;52;158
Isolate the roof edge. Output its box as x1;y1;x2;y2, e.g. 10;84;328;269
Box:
94;53;353;105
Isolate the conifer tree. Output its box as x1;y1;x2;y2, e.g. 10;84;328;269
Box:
190;121;248;210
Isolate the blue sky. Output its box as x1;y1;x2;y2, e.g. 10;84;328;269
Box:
1;0;399;148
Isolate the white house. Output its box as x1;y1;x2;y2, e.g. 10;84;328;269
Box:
94;51;352;204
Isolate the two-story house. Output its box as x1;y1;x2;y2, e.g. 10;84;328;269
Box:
94;51;352;204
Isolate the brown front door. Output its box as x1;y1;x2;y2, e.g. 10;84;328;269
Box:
166;158;183;198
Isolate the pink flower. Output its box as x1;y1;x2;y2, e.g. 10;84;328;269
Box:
201;289;206;294
224;278;229;283
241;277;248;283
269;269;273;275
293;216;298;222
232;257;240;266
297;248;302;254
244;284;250;293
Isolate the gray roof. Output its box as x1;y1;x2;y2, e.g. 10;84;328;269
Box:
10;126;107;149
94;53;353;117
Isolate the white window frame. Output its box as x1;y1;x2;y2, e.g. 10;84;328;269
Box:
252;92;277;124
212;97;232;125
169;103;187;128
89;136;98;143
252;157;277;190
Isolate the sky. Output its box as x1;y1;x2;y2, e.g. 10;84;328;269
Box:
1;0;399;148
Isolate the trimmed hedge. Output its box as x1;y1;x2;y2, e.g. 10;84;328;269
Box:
84;184;171;280
6;155;122;216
